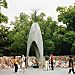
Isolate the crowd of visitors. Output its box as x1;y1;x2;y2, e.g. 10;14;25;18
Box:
0;55;75;74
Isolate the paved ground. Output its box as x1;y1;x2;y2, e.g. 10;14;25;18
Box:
0;67;74;75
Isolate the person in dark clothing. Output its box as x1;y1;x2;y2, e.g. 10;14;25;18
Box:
50;54;54;70
13;56;18;73
68;55;75;74
25;56;28;68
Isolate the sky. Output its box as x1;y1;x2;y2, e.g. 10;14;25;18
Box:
1;0;75;26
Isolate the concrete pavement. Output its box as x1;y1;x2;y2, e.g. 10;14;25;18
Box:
0;67;74;75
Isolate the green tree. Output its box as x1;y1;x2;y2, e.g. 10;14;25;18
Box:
0;25;9;56
56;4;75;55
64;31;75;54
57;4;75;31
0;0;9;56
9;13;30;55
0;0;8;23
53;26;67;55
38;15;57;55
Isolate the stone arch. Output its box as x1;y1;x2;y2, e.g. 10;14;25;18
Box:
27;22;43;59
29;41;40;58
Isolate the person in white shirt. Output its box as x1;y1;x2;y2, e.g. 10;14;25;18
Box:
21;55;26;72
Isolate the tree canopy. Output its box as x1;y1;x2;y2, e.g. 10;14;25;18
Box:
57;4;75;31
0;0;8;23
0;3;75;56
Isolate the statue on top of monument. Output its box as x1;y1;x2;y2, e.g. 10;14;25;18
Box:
31;9;39;22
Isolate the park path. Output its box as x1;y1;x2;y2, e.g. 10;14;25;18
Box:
0;67;74;75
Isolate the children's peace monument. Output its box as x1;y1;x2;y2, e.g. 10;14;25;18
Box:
27;10;43;59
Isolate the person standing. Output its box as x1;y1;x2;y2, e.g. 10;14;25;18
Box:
68;55;75;74
45;55;49;71
45;60;49;71
21;55;26;72
25;56;28;68
50;54;54;70
13;56;18;73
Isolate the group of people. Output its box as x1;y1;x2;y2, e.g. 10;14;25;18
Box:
45;54;75;74
45;54;55;71
13;55;27;73
0;55;75;74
